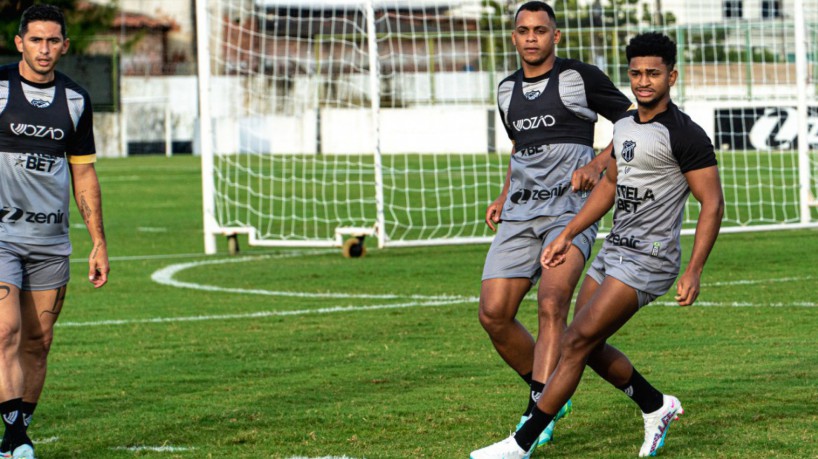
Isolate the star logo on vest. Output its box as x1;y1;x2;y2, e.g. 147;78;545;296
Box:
524;90;541;100
621;140;636;162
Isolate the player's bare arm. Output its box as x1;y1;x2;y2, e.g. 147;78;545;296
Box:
675;165;724;306
70;162;109;288
542;160;619;268
571;141;613;192
485;148;514;232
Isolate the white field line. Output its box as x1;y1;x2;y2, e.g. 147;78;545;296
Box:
111;445;196;452
56;297;476;328
69;249;338;263
654;300;818;307
150;254;469;301
56;251;817;330
33;436;59;445
701;276;815;287
137;227;168;233
286;457;364;459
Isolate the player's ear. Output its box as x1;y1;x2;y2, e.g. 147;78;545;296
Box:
62;37;70;55
14;34;23;53
553;29;561;45
668;66;678;87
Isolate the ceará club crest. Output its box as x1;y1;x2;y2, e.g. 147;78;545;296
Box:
621;140;636;162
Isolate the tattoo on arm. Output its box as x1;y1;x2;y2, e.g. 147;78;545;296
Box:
0;286;9;301
79;192;92;226
78;191;106;242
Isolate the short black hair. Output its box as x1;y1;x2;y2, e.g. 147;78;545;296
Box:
515;1;558;27
19;4;67;39
626;32;677;68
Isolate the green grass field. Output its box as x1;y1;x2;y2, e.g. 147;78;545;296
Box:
34;155;818;458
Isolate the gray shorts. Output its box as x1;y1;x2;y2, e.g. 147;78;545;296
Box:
482;214;598;284
586;247;676;308
0;241;71;290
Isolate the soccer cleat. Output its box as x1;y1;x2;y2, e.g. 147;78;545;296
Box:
11;444;34;459
538;399;572;446
515;399;573;447
638;395;683;457
470;434;534;459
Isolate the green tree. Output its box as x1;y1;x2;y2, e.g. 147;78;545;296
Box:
0;0;117;54
555;0;675;84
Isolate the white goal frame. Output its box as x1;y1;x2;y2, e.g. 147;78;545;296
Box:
196;0;818;254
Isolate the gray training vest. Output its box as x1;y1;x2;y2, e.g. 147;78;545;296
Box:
501;58;596;221
0;69;74;244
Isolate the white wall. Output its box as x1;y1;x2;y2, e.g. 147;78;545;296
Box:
96;74;811;157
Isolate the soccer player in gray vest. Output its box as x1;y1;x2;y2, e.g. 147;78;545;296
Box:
471;31;724;459
0;5;109;458
478;1;631;448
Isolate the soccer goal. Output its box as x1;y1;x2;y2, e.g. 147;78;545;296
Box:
195;0;818;254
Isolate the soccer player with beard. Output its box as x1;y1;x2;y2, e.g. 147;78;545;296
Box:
471;31;724;459
477;0;630;449
0;5;108;458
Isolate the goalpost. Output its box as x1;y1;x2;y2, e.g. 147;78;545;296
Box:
196;0;818;254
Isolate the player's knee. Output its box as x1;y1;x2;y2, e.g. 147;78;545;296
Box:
22;330;53;360
560;327;594;359
478;302;513;334
536;297;570;325
0;322;21;348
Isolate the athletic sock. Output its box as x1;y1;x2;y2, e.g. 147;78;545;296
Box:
616;367;664;413
519;371;533;385
0;398;29;452
20;402;36;430
524;380;545;417
514;406;554;451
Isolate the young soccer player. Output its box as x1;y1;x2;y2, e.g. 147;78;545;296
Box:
478;1;631;447
471;31;724;459
0;5;109;458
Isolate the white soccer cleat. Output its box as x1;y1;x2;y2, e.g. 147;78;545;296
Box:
10;444;34;459
470;435;533;459
638;395;683;457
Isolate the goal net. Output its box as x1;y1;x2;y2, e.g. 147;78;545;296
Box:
196;0;818;253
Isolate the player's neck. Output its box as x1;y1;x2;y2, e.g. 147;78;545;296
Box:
637;97;671;122
18;61;55;85
521;54;556;79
